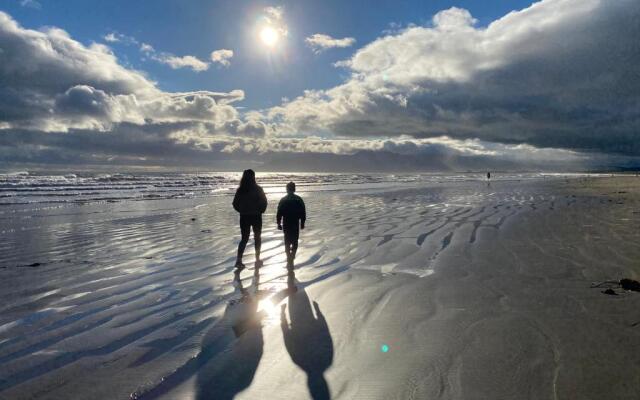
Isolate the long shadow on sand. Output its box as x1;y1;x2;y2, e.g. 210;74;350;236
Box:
193;271;265;400
281;275;334;400
133;268;334;399
193;269;302;399
133;271;269;399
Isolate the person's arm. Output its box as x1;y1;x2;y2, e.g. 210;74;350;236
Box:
300;198;306;229
258;187;267;214
232;190;240;212
277;199;283;230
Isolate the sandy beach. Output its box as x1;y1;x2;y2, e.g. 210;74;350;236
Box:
1;174;639;399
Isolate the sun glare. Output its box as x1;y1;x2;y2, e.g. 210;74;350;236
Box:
260;26;279;48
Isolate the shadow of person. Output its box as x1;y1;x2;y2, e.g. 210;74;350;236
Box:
135;270;305;399
280;272;334;400
194;270;264;400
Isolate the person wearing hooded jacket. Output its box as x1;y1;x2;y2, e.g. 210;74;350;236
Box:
232;169;267;271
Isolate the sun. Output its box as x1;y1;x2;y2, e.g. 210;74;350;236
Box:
259;26;279;48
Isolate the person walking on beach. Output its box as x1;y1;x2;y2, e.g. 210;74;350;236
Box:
277;182;306;269
233;169;267;271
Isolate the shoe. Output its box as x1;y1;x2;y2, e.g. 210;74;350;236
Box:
234;261;245;272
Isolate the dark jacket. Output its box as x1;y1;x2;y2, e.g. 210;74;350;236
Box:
277;193;306;228
232;185;267;215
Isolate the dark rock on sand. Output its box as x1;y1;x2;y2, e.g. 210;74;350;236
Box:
18;262;43;268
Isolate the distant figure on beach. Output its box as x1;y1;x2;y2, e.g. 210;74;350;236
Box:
487;171;491;180
277;182;306;269
233;169;267;271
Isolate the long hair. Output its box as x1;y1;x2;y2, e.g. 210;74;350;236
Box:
238;169;257;193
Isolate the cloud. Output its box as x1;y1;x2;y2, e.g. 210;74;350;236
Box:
264;6;284;22
210;49;233;67
270;0;640;157
19;0;41;10
103;32;139;45
260;6;288;38
103;33;119;42
2;1;640;171
137;42;210;72
0;11;253;140
104;34;209;72
154;54;210;72
305;34;356;53
139;43;154;53
432;7;477;30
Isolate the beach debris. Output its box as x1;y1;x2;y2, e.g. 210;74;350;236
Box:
591;278;640;295
620;278;640;292
201;229;212;233
190;217;197;221
16;262;43;268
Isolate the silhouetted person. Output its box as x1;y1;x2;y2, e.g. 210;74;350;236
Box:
233;169;267;271
277;182;306;269
487;171;491;180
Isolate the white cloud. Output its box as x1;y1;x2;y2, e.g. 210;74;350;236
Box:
103;32;138;45
137;42;209;72
210;49;233;67
154;54;210;72
19;0;41;10
269;0;640;157
0;11;246;134
432;7;477;30
260;6;288;38
305;34;356;53
103;33;208;72
139;43;154;53
264;6;284;22
103;33;119;42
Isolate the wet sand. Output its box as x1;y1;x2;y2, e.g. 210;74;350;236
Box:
1;176;639;399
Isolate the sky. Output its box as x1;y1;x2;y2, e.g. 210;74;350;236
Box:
0;0;639;171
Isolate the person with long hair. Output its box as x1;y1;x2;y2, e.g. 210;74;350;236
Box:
232;169;267;271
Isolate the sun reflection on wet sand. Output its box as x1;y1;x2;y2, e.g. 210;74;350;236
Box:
257;298;279;321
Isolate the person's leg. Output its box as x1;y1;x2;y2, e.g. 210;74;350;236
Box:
284;233;292;264
290;228;299;262
252;215;262;263
236;215;250;267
